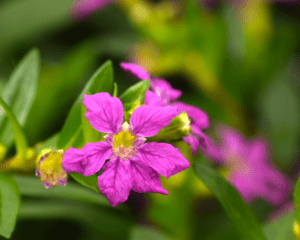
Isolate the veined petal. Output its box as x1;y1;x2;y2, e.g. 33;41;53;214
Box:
137;142;190;178
130;105;177;137
98;158;132;207
120;62;150;80
144;90;164;106
172;101;209;129
150;78;182;101
83;93;123;134
130;160;168;195
61;142;112;176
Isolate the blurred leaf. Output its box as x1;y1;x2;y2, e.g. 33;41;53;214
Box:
0;173;20;239
258;71;300;168
24;43;96;145
0;97;28;159
57;60;113;149
70;172;99;193
194;157;267;240
0;49;39;147
18;200;132;240
0;0;72;55
130;225;171;240
14;175;108;207
119;80;149;112
264;212;294;240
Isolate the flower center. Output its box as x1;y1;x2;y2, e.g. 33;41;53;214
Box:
112;123;137;160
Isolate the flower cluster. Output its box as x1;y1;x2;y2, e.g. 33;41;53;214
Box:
203;125;290;205
120;62;209;155
62;92;190;206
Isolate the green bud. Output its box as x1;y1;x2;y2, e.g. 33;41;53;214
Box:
148;111;191;142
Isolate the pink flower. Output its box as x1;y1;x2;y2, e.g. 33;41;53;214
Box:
62;92;190;207
204;125;290;205
120;62;209;155
70;0;115;19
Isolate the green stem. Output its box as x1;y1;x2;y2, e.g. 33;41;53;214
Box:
0;97;28;159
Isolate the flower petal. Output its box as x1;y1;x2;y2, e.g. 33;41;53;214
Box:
83;93;123;134
120;62;151;80
98;158;132;207
137;142;190;178
144;90;163;106
70;0;114;19
172;101;209;129
130;160;168;195
61;142;112;176
183;134;199;155
150;78;182;101
130;105;177;137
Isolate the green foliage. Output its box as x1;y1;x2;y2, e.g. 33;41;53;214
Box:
57;60;113;150
194;157;267;240
0;49;39;149
119;80;149;111
0;174;20;239
70;173;99;193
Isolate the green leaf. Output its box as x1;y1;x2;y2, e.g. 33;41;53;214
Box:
119;80;149;112
193;157;267;240
81;104;102;144
14;175;108;206
57;60;113;149
130;225;171;240
264;212;294;240
0;174;20;239
0;97;28;159
0;49;39;147
70;172;99;193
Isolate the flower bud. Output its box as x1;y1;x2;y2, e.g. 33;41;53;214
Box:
148;111;191;142
36;149;67;188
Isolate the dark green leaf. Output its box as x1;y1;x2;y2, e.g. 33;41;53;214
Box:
0;49;39;147
194;157;267;240
18;200;132;240
57;60;113;149
119;80;149;111
0;174;20;239
70;172;99;193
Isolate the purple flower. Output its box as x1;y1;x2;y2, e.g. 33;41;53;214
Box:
70;0;115;19
62;92;190;207
120;62;209;155
204;125;290;205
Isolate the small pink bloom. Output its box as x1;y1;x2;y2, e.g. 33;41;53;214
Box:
120;62;209;155
203;125;290;205
70;0;115;19
62;93;189;207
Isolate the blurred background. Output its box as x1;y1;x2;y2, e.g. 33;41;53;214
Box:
0;0;300;239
